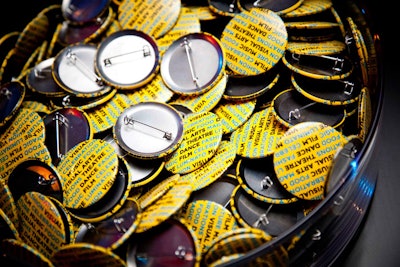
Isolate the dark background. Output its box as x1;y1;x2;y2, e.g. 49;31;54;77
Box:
333;1;400;266
1;0;398;266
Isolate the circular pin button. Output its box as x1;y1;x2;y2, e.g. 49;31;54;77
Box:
161;32;225;96
95;29;160;90
0;81;25;128
52;43;112;97
114;101;184;159
220;8;287;75
61;0;111;25
273;122;348;200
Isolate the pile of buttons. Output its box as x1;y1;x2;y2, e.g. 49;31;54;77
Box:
0;0;377;266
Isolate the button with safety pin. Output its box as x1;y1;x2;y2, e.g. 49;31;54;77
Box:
52;43;112;98
114;101;184;159
95;29;160;90
161;32;225;96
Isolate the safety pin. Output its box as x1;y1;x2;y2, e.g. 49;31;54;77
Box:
62;95;71;107
37;174;57;186
103;45;151;66
113;217;128;233
86;222;97;232
253;0;263;7
34;67;52;78
229;0;237;12
260;175;273;190
124;116;172;140
253;204;273;228
340;142;358;159
175;246;191;260
330;56;345;72
344;33;354;46
181;38;199;87
342;80;355;95
288;102;316;121
53;112;69;161
65;49;104;86
0;87;12;99
292;53;345;73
